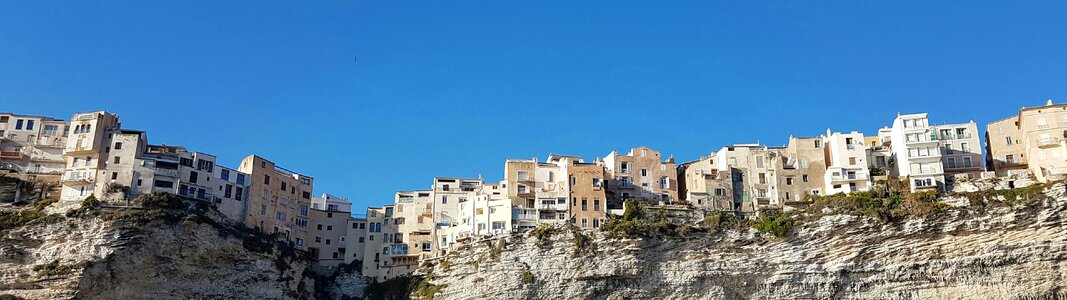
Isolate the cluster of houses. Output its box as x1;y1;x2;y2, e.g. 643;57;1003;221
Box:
0;99;1060;281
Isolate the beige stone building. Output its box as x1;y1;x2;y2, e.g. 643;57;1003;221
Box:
361;205;401;281
60;111;122;202
561;156;607;229
237;155;314;249
985;116;1027;176
344;215;367;264
678;157;735;211
504;159;540;230
308;193;353;266
603;146;678;208
394;190;434;260
0;113;69;184
985;99;1067;182
775;136;827;206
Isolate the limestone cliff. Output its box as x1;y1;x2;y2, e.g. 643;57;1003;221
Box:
0;196;366;300
419;183;1067;300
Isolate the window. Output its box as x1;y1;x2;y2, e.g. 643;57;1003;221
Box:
620;176;632;187
592;178;601;188
814;140;821;148
295;238;303;248
848;157;857;165
620;162;630;173
15;120;23;130
327;225;333;231
802;175;809;182
786;177;793;185
581;218;588;228
302;191;310;199
281;182;287;191
221;169;230;181
593;219;600;228
114;156;121;164
26;120;33;130
441;196;448;204
317;224;323;230
264;175;270;185
756;156;764;168
963;157;973;167
114;142;122;150
236;174;246;185
961;143;969;153
315;236;322;243
659;176;670;189
1039;117;1049;129
593;199;600;211
1006;154;1016;163
188;171;198;184
758;173;766;184
300;205;309;216
224;184;233;198
234;187;243;201
641;168;647;177
517;171;529;180
358;237;364;243
1006;137;1013;145
111;172;118;180
153;180;174;188
581;199;588;211
947;158;956;168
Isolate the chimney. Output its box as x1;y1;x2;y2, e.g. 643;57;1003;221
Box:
1048;98;1054;106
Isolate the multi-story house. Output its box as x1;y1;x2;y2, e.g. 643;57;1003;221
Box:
60;111;122;202
866;128;894;178
361;205;397;281
932;122;983;178
472;181;510;235
603;146;678;208
394;190;434;260
0;113;69;183
985;99;1067;181
561;156;607;229
504;159;540;230
96;129;147;202
308;193;352;266
237;155;314;249
985;116;1027;176
430;177;483;253
822;130;872;195
678;157;735;211
886;113;945;191
344;214;367;265
775;136;827;205
213;165;250;222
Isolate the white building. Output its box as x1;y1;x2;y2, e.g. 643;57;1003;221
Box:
821;130;872;195
0;113;69;183
887;113;945;191
931;122;983;178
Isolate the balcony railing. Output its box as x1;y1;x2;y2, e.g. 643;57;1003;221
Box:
1038;137;1063;147
62;171;94;182
0;151;24;159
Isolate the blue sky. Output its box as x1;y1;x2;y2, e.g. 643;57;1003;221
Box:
2;1;1065;212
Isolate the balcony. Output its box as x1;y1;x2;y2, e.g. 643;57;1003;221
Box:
829;170;869;182
538;203;567;211
1037;137;1063;148
61;171;94;182
0;151;24;159
154;168;179;177
36;137;67;148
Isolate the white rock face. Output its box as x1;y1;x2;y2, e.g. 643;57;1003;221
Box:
421;184;1067;300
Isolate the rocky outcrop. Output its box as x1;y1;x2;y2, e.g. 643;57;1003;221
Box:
421;183;1067;300
0;199;368;299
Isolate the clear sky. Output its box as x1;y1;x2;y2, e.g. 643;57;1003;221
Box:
2;1;1065;212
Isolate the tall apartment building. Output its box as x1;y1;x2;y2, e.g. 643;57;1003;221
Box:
561;156;607;229
430;177;483;253
985;99;1067;181
307;193;352;266
932;122;983;178
238;155;314;249
60;111;122;202
213;164;250;222
985;117;1027;176
0;113;69;182
471;182;510;236
344;215;367;264
775;136;827;205
361;205;399;281
394;190;434;260
602;146;678;208
885;113;945;191
504;159;543;230
821;130;872;195
96;129;148;201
